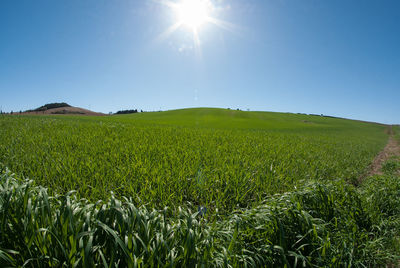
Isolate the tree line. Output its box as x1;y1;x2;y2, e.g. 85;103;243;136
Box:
115;109;143;115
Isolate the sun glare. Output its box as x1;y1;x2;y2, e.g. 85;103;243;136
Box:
158;0;235;56
174;0;211;30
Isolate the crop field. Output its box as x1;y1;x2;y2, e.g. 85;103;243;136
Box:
2;108;400;267
395;125;400;142
0;108;387;212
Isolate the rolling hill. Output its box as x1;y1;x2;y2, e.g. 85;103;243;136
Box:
22;102;105;116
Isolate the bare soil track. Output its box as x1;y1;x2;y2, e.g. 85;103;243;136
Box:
359;126;400;268
360;126;400;182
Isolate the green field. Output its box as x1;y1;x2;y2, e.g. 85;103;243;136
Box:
0;108;387;211
2;108;400;267
395;125;400;142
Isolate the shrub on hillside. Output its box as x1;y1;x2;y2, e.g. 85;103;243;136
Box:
115;109;138;114
36;102;71;111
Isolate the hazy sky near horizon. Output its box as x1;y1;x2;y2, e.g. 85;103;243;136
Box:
1;0;399;124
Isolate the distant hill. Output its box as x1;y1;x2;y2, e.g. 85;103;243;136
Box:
23;103;105;116
113;107;386;129
33;102;71;111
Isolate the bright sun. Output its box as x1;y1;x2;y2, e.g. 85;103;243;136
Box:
159;0;233;55
174;0;211;30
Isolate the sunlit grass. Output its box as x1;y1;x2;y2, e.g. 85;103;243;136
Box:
0;109;398;266
0;109;387;212
0;109;387;211
1;166;399;266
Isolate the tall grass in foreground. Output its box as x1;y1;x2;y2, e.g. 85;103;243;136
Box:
1;167;399;267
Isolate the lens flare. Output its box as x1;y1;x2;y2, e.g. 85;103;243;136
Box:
175;0;211;30
157;0;236;56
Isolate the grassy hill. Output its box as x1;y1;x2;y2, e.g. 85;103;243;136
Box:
0;108;387;207
111;107;377;130
1;108;399;266
23;102;105;116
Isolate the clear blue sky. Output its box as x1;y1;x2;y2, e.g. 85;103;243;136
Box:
1;0;399;124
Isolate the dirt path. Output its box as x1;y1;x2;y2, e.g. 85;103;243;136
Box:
359;126;400;182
